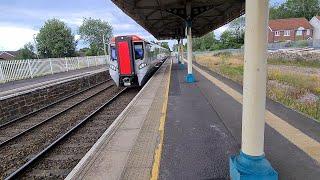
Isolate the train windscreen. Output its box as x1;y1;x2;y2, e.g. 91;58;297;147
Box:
110;46;117;61
134;42;144;60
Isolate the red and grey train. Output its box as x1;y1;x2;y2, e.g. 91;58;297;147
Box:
108;35;170;87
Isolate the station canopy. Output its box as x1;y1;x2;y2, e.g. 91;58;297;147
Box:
111;0;245;40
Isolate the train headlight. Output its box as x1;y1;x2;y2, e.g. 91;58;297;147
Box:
109;64;117;71
139;63;147;69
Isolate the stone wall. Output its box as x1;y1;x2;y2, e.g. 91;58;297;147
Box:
0;71;109;124
268;49;320;61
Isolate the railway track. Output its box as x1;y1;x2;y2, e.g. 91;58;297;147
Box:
0;78;112;129
0;79;139;179
0;79;113;145
5;88;138;179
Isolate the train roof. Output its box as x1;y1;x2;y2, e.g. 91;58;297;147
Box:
111;35;147;43
110;35;168;50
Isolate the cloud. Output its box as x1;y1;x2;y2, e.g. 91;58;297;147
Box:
0;26;38;51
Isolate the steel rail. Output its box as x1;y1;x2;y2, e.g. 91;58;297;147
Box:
0;78;112;129
5;88;127;180
0;83;115;148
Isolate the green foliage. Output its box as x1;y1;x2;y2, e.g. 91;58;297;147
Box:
219;65;244;83
15;42;36;60
219;30;244;49
36;19;76;58
270;0;320;20
190;16;245;51
192;32;219;51
79;18;113;56
160;42;170;50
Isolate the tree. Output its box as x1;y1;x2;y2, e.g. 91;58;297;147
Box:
229;16;245;44
36;19;76;58
270;0;320;20
160;42;170;50
15;42;36;60
220;30;243;49
192;32;219;51
79;18;113;56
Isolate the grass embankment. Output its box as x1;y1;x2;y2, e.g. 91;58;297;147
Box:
268;58;320;68
195;53;320;121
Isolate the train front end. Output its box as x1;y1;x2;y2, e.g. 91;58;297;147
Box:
108;35;146;87
108;35;169;87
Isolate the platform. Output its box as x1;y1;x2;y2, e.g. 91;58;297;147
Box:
160;61;320;179
0;65;107;100
66;58;171;180
67;58;320;180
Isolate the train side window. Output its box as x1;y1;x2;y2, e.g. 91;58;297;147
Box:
134;42;144;60
110;46;117;61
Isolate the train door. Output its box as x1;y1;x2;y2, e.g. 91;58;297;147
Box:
108;44;119;86
115;36;135;76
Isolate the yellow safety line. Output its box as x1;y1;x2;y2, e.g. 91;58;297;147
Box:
193;64;320;163
150;59;172;180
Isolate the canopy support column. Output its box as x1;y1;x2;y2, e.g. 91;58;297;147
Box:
185;21;195;83
180;39;185;64
177;39;181;63
229;1;278;179
179;39;185;69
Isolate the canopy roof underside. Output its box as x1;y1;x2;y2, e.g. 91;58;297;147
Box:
111;0;245;40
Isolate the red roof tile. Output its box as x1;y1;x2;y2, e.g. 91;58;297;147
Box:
269;18;312;31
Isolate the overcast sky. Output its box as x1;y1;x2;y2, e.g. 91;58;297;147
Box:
0;0;284;51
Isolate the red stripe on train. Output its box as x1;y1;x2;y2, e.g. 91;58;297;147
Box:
117;42;132;75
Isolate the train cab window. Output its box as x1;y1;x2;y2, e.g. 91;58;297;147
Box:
110;46;117;61
134;42;144;60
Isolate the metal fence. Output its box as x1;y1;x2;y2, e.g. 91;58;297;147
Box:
0;56;108;83
267;40;317;50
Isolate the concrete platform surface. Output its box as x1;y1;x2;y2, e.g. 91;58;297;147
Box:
66;59;172;180
0;65;107;100
159;62;320;180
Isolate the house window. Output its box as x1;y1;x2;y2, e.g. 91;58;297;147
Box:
275;31;280;36
296;30;302;36
296;27;304;36
284;30;290;36
306;29;310;35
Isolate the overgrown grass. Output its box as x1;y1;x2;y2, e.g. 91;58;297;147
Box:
219;65;243;83
268;58;320;68
268;70;320;95
267;85;320;120
195;53;320;121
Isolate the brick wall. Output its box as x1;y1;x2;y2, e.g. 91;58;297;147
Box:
268;29;313;43
0;71;109;124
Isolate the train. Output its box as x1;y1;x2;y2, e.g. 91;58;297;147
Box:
108;35;170;87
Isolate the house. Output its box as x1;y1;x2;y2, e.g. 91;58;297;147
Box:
0;51;18;60
309;16;320;48
268;18;313;43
